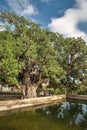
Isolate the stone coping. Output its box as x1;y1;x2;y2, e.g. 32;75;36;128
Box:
1;94;87;112
66;94;87;100
0;95;66;112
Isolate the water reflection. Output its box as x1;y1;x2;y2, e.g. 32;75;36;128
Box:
36;100;87;130
0;100;87;130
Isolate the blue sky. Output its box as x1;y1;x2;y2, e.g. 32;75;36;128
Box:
0;0;87;41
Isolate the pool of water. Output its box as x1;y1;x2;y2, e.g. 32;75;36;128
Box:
0;100;87;130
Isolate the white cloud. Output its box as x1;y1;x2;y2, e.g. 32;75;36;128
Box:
6;0;38;16
22;5;38;16
48;0;87;41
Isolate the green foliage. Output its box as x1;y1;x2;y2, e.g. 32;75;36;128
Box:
0;31;18;84
0;11;87;96
0;11;65;88
54;35;87;93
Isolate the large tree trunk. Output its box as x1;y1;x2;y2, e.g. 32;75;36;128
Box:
21;72;44;98
26;85;37;98
21;83;40;98
22;72;48;98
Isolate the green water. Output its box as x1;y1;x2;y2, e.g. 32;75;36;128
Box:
0;100;87;130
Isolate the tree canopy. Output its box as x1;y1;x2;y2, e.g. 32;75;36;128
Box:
53;35;87;93
0;11;87;97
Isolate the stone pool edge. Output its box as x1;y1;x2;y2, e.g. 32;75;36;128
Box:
0;95;66;112
66;94;87;100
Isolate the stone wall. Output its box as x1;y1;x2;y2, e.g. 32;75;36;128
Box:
0;95;66;112
66;94;87;100
1;94;87;112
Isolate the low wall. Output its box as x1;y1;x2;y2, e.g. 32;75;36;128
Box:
66;94;87;100
0;92;22;100
1;94;87;112
0;95;66;112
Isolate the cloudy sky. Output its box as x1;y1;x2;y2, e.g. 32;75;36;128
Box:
0;0;87;41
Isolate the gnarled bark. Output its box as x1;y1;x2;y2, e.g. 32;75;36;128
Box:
21;81;44;98
20;71;44;98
